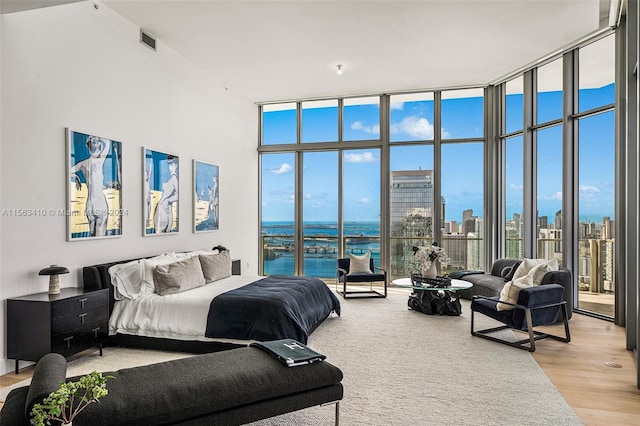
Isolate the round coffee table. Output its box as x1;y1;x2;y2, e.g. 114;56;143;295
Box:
391;277;473;316
391;277;473;291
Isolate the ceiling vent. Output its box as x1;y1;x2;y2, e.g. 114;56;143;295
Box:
140;29;156;52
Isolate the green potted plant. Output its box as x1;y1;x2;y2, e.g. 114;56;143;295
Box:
30;371;113;426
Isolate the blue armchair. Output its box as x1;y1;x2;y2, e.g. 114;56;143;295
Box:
470;284;570;352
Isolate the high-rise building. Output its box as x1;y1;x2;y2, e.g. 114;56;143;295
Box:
390;169;434;237
555;210;562;230
389;169;434;275
602;216;614;240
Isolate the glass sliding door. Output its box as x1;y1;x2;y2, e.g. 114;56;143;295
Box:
343;149;381;264
441;143;484;273
302;151;338;278
577;111;615;317
261;153;296;275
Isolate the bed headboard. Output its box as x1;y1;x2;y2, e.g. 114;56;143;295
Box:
82;257;141;314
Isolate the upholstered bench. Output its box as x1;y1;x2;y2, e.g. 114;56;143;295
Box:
0;347;344;425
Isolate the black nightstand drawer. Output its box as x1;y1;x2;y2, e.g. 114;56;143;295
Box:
51;290;108;318
52;304;108;334
52;320;109;357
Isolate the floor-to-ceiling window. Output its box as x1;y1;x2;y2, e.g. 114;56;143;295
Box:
575;35;616;317
503;77;525;259
535;58;564;263
302;151;338;276
495;33;616;319
261;89;485;280
440;88;485;273
260;97;383;279
388;93;435;277
260;151;296;275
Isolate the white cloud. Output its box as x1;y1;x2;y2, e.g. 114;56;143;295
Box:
358;197;370;204
509;183;523;190
390;116;434;139
390;102;404;110
344;151;377;163
351;121;380;135
580;185;600;193
271;162;293;175
538;191;563;201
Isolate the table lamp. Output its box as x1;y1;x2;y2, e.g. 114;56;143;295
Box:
39;265;69;295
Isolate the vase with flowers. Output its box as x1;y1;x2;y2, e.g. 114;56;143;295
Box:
412;242;449;279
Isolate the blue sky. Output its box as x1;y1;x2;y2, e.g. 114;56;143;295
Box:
262;84;615;225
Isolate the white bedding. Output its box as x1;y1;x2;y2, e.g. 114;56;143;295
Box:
109;275;263;343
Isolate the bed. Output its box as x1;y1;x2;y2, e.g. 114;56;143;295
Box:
82;250;341;352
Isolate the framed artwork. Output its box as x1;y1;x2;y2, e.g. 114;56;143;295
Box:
193;160;219;233
143;147;179;235
66;128;123;241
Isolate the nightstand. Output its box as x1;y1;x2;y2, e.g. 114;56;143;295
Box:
7;287;109;374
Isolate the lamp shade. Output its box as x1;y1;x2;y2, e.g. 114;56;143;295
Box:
39;265;69;276
39;265;69;295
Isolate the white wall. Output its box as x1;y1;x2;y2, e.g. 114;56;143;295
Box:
0;2;258;375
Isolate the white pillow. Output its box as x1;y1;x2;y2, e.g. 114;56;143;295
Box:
141;253;178;295
510;258;548;282
497;258;560;311
349;252;372;274
532;257;559;285
497;271;535;311
108;260;144;300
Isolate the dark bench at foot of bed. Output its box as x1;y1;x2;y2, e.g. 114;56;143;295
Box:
0;346;344;426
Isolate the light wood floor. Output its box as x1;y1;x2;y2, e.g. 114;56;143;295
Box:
533;313;640;425
1;313;638;425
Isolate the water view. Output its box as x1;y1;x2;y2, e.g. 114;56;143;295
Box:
261;221;380;277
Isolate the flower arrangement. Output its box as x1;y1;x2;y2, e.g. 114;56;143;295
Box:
412;242;449;271
30;371;113;426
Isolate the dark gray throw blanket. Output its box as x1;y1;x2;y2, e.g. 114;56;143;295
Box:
205;275;341;344
448;270;485;279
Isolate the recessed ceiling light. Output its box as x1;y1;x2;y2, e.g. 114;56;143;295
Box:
336;64;343;75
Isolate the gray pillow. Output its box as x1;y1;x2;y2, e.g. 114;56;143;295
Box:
199;250;232;283
153;256;205;296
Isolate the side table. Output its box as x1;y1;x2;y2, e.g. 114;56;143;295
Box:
7;287;109;374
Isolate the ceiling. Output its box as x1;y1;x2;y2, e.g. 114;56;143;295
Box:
3;1;613;103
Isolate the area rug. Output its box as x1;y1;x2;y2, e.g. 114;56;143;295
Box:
1;289;583;425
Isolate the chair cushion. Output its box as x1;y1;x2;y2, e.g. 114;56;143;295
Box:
340;272;386;283
471;296;519;328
